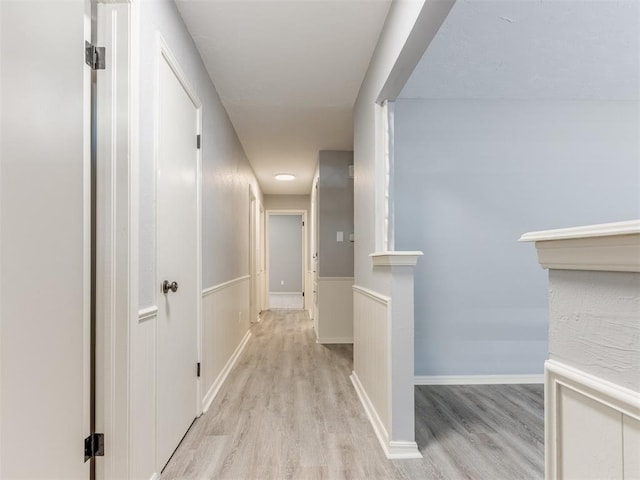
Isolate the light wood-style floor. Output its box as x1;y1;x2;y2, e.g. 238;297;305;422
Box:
162;309;544;479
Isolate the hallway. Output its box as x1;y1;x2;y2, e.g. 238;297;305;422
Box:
162;309;544;480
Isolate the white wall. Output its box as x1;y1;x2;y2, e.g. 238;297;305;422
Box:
393;99;640;376
549;269;640;391
1;1;90;477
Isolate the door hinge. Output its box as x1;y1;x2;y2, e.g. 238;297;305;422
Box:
302;221;305;226
84;432;104;462
85;41;105;70
197;362;201;377
302;291;305;297
197;134;201;149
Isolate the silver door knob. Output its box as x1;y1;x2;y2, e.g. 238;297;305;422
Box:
162;280;178;294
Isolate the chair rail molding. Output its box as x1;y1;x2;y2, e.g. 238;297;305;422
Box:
519;220;640;272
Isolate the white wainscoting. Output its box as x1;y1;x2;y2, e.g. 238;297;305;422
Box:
545;359;640;480
352;286;391;451
131;306;159;479
316;277;354;343
201;275;251;411
306;269;314;317
257;270;266;316
415;374;544;385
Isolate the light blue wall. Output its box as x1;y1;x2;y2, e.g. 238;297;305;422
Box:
394;99;640;376
269;214;303;293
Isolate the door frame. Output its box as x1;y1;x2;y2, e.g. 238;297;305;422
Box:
249;187;257;322
95;2;139;478
265;210;308;309
154;33;203;426
95;8;204;476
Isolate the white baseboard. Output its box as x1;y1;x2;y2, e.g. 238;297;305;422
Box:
149;474;161;480
316;337;353;344
350;371;422;460
414;374;544;385
202;330;252;413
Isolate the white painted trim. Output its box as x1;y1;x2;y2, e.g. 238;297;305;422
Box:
149;473;161;480
265;209;308;309
520;220;640;272
520;220;640;242
317;276;355;282
95;3;138;477
387;441;423;459
545;360;640;419
370;251;424;267
528;234;639;273
545;359;640;479
351;372;390;454
202;330;252;413
351;372;422;459
352;285;390;305
414;374;544;385
316;337;353;344
202;275;251;297
138;306;158;323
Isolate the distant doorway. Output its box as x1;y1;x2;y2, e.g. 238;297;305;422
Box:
267;212;305;310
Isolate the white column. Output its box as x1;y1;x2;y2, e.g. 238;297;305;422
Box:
351;251;422;459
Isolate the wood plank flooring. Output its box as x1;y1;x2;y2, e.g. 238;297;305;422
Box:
162;309;544;479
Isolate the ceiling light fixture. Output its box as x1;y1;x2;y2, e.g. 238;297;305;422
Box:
275;173;296;181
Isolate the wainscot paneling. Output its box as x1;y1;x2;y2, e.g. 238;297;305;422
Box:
352;286;391;442
201;275;251;411
316;277;354;343
546;360;640;479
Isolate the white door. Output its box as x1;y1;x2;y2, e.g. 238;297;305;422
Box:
0;1;91;477
156;50;200;470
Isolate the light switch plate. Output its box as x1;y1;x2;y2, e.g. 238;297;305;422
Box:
337;231;344;242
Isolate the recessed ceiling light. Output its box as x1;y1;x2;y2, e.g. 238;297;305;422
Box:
275;173;296;181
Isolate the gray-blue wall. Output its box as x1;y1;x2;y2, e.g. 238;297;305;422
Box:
394;99;640;376
319;151;354;278
269;214;303;293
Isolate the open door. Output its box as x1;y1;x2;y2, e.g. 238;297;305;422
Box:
0;1;92;477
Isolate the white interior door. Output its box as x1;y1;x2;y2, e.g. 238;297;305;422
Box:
0;1;91;477
156;49;199;470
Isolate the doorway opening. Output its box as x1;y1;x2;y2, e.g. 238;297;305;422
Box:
266;211;306;310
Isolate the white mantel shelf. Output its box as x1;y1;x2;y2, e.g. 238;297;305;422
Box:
519;220;640;273
370;251;424;267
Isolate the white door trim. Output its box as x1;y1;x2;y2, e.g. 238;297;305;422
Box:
265;210;308;310
95;1;139;477
249;187;257;322
154;31;203;428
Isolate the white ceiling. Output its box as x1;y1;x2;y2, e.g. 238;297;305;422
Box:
401;0;640;100
175;0;392;194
